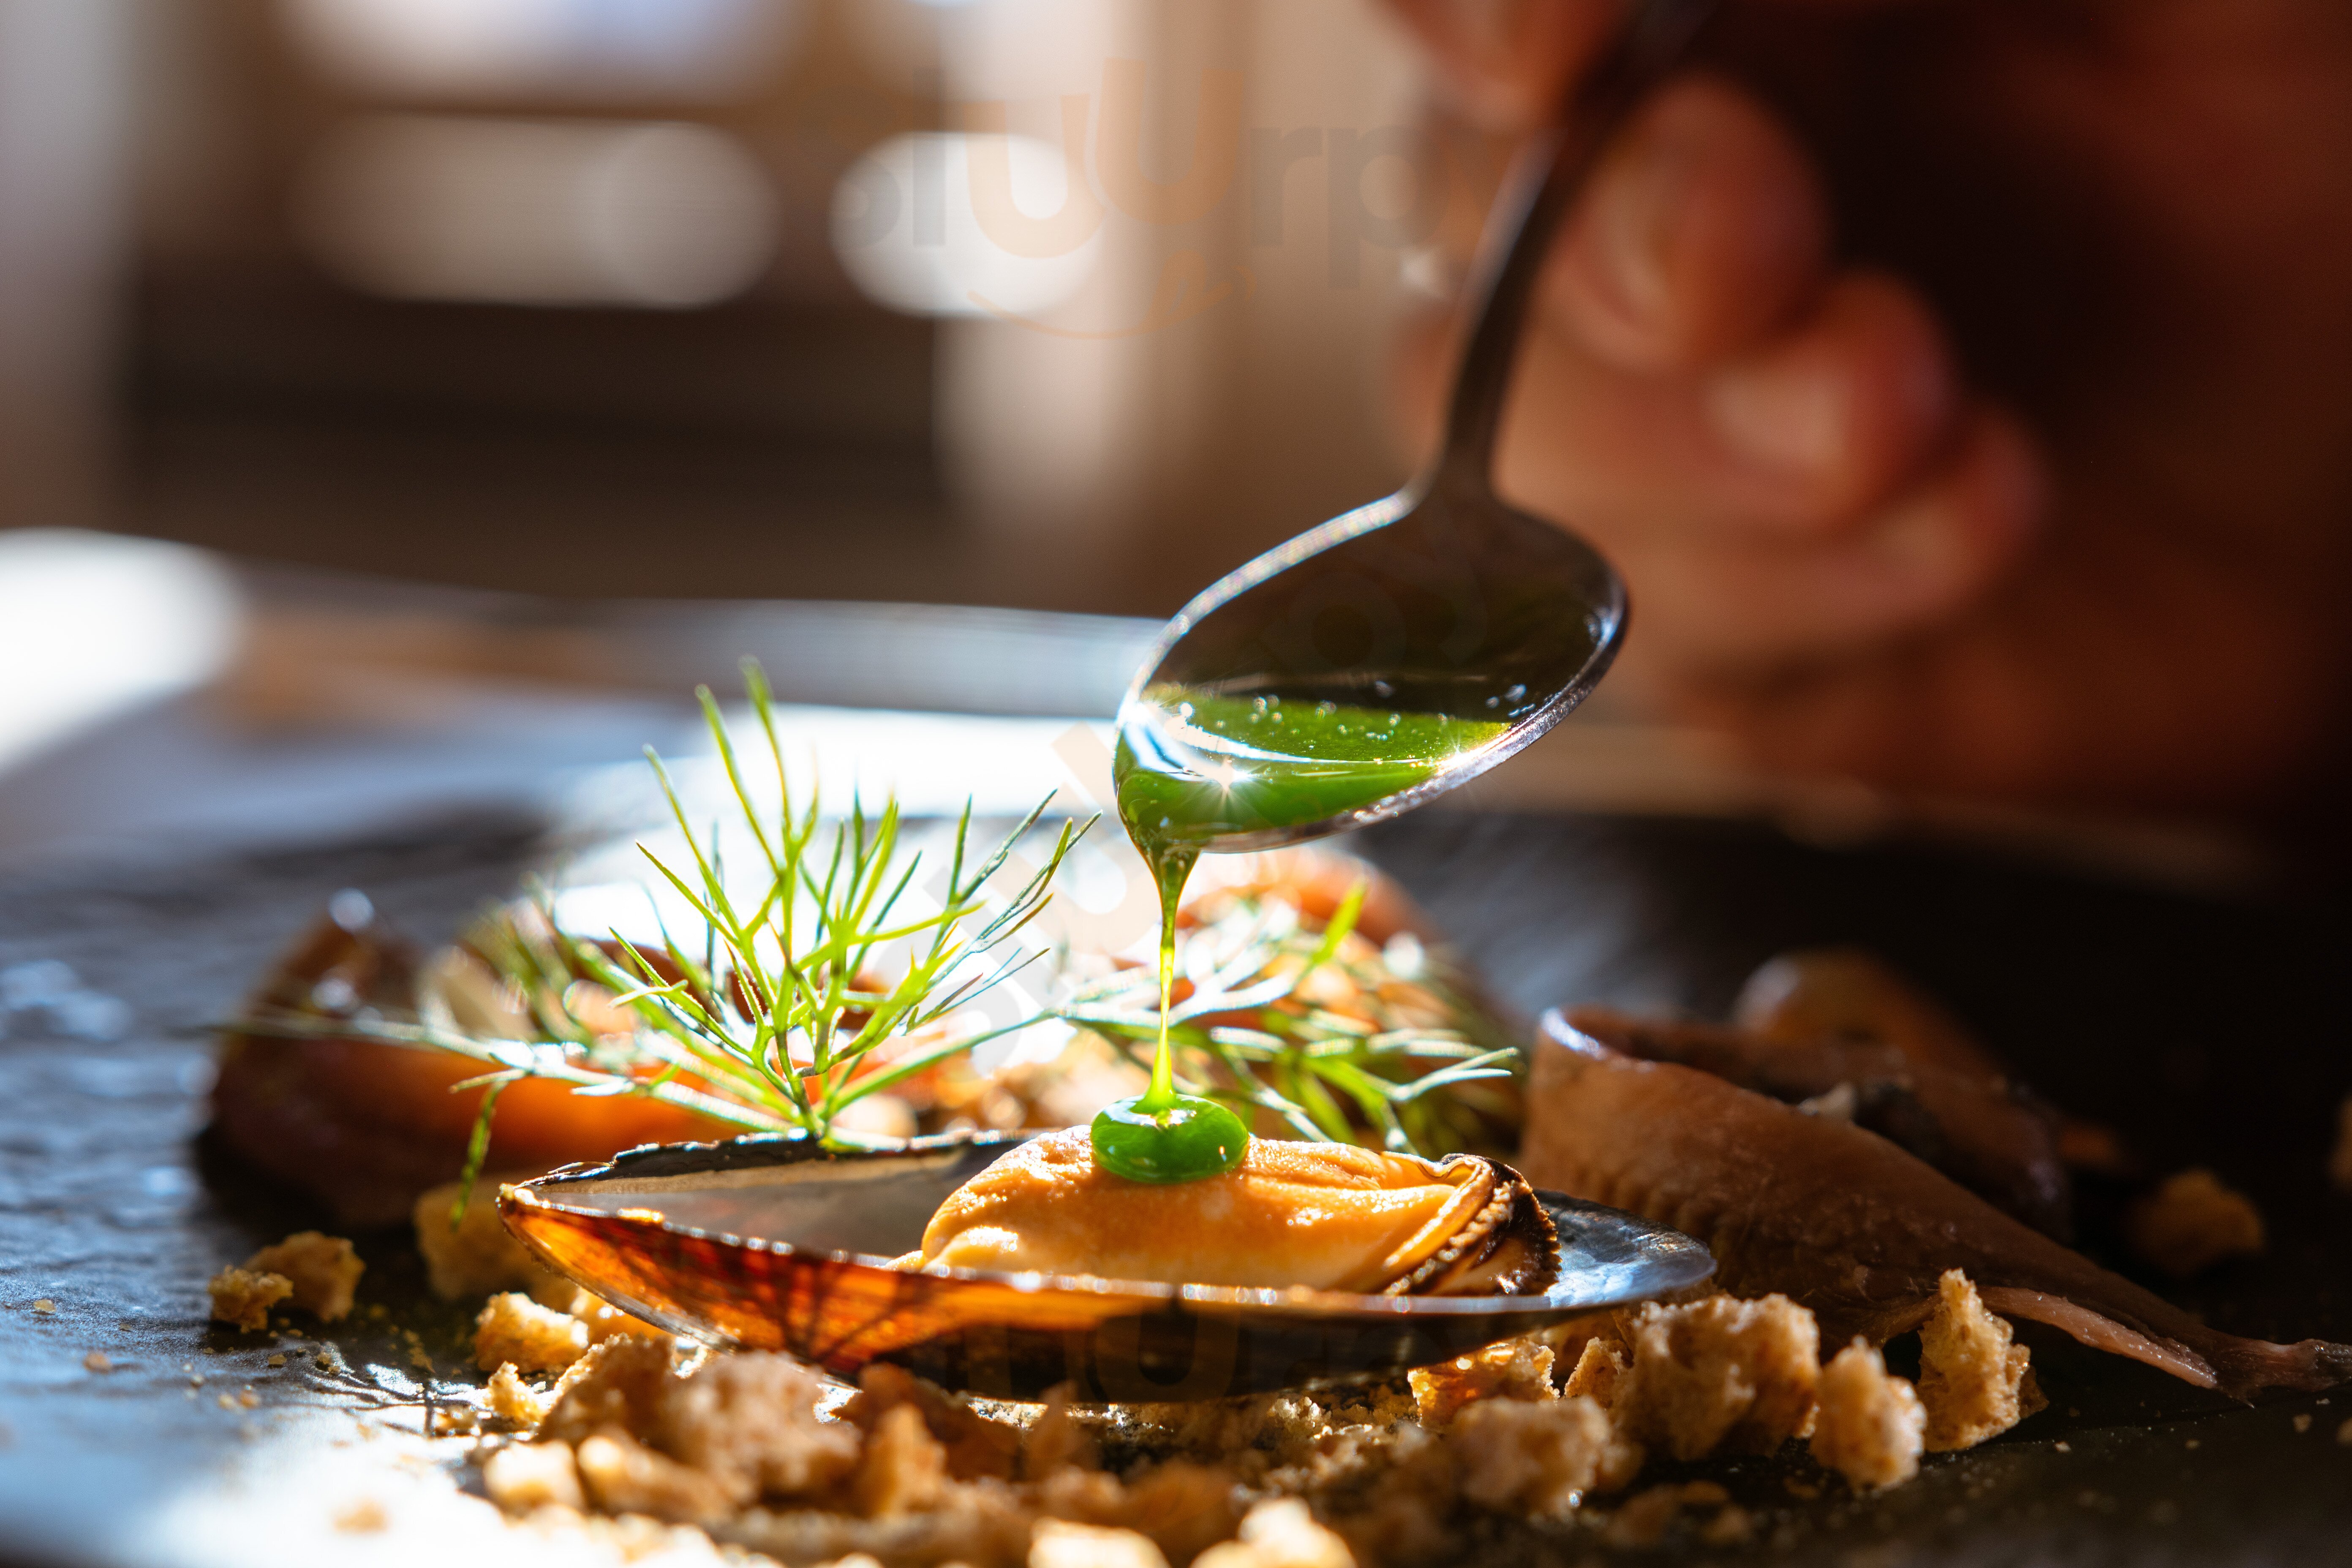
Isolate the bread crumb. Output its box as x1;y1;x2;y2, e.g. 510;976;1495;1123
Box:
332;1497;387;1533
2125;1169;2265;1278
1030;1519;1170;1568
575;1429;739;1524
267;1353;286;1368
1407;1335;1556;1427
1021;1384;1102;1479
83;1350;112;1374
1612;1294;1819;1460
1029;1454;1242;1567
31;1299;54;1314
563;1287;668;1344
1919;1271;2043;1451
413;1179;569;1301
492;1348;606;1433
207;1268;293;1334
2336;1417;2352;1445
539;1337;676;1446
2293;1413;2312;1434
483;1440;587;1513
1448;1395;1639;1516
238;1389;259;1409
853;1404;950;1519
656;1352;860;1503
1810;1339;1925;1490
1561;1337;1627;1407
1193;1498;1356;1568
244;1232;365;1322
843;1363;1022;1481
488;1361;555;1429
474;1291;588;1374
536;1339;859;1519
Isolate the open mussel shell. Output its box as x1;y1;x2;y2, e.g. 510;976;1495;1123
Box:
501;1131;1714;1402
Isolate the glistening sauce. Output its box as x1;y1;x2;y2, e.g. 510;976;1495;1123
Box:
1092;688;1505;1182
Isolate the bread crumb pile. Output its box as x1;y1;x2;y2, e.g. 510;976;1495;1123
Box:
207;1230;367;1332
197;1206;2042;1563
460;1269;2042;1565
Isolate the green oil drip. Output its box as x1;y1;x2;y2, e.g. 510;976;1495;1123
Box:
1091;688;1508;1183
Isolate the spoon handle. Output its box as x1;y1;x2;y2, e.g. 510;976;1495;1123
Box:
1435;0;1718;493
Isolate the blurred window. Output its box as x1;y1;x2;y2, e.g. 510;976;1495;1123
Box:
831;133;1097;319
296;115;779;308
282;0;806;101
121;0;947;598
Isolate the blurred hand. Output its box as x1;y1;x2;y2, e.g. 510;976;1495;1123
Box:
1386;0;2352;814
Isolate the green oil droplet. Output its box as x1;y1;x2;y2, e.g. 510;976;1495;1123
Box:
1098;687;1507;1184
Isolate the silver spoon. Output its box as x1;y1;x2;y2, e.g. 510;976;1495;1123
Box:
1117;0;1716;852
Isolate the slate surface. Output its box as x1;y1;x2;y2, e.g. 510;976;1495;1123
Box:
0;812;546;1568
1364;811;2352;1565
3;804;2350;1567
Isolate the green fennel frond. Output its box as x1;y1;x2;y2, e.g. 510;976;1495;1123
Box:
225;664;1521;1178
229;661;1092;1166
1056;879;1522;1160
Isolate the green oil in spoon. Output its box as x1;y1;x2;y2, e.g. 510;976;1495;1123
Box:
1091;687;1508;1183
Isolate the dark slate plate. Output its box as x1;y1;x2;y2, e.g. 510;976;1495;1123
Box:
3;805;2350;1566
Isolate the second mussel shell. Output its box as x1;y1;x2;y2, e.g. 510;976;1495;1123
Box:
500;1131;1715;1402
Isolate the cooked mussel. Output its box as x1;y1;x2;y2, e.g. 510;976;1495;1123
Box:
499;1130;1711;1402
910;1127;1557;1297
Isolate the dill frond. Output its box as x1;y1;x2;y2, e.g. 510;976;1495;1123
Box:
232;660;1091;1162
226;664;1521;1174
1056;878;1523;1160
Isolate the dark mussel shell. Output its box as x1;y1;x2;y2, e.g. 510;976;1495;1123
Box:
500;1131;1714;1402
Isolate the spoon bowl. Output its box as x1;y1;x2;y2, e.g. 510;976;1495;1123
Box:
1120;479;1626;855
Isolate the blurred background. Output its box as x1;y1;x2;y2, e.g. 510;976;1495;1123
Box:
0;0;2260;889
0;0;1582;873
0;0;1437;611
